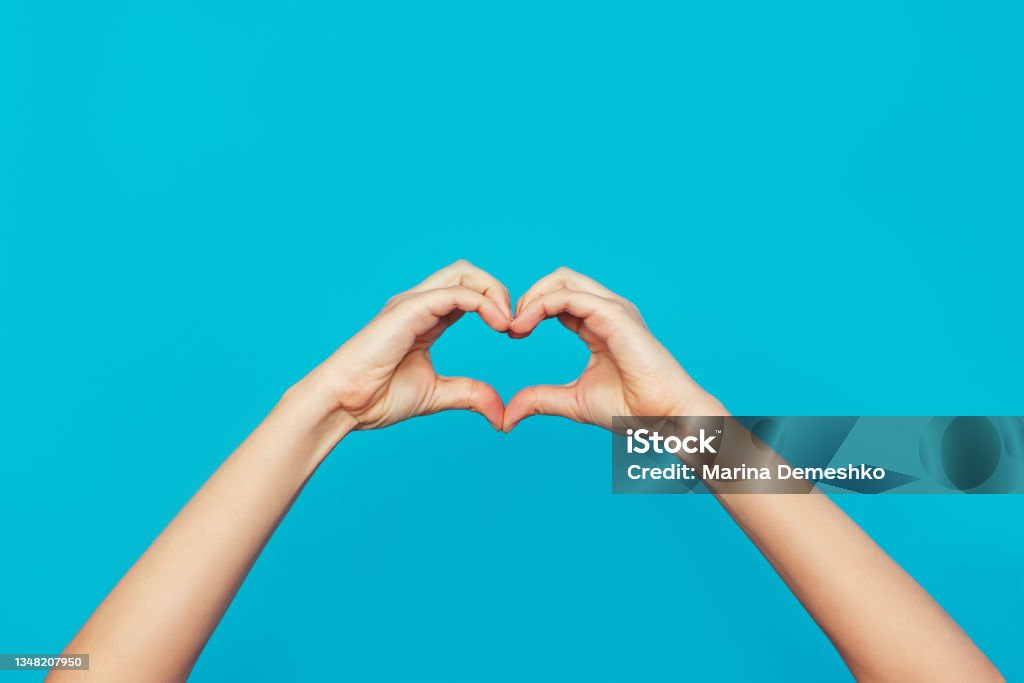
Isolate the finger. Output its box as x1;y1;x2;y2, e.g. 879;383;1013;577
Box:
395;285;511;337
502;384;580;431
556;312;582;334
509;288;627;340
506;310;580;340
409;259;512;320
416;309;465;344
515;267;622;316
429;376;505;430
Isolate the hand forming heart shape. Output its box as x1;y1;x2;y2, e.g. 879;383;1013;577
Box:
294;261;725;437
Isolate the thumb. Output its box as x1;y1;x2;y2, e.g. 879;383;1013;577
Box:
502;384;580;432
429;376;505;430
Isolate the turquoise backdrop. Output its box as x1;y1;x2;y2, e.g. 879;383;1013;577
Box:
2;1;1022;680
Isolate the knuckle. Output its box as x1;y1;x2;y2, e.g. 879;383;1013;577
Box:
602;300;630;319
528;387;544;410
383;292;408;310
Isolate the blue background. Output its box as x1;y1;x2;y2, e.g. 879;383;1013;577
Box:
2;1;1022;680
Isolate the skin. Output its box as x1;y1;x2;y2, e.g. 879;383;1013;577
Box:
51;262;1002;682
504;267;1002;683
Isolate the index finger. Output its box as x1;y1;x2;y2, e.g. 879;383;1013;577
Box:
393;285;512;337
515;267;623;316
509;288;656;361
510;288;627;339
409;259;512;320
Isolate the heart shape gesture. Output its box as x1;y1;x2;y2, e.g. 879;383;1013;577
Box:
63;261;1002;683
295;261;723;438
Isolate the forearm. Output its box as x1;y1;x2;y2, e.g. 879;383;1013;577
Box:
49;261;510;682
656;403;999;681
714;468;1001;681
483;266;1001;680
50;384;351;682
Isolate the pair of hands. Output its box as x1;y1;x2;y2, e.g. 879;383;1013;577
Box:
297;261;724;436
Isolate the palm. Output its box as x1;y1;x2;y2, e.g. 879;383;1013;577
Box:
331;318;450;429
572;352;628;428
313;286;508;432
352;350;433;429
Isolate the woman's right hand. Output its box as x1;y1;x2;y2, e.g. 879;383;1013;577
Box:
294;260;512;432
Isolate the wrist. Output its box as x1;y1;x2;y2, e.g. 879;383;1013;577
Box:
273;378;359;459
669;387;729;418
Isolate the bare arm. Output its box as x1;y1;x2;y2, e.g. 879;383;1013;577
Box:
51;260;512;682
717;492;998;682
503;267;1002;683
49;391;352;682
